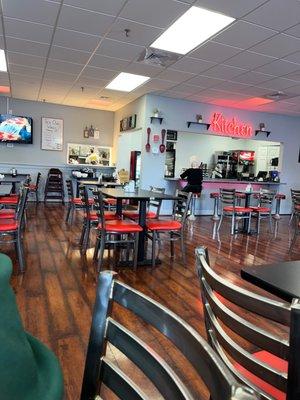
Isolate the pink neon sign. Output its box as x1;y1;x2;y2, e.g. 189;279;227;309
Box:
210;112;253;138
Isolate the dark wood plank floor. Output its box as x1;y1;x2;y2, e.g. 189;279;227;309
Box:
3;204;299;399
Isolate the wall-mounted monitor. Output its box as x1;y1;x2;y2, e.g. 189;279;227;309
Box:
0;114;33;144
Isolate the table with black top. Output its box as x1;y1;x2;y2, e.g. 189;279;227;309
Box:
241;260;300;302
100;188;178;266
0;174;29;193
76;179;122;196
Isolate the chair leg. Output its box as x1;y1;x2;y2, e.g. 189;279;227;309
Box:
16;232;25;273
66;203;72;223
133;233;139;271
35;190;39;204
217;213;223;232
257;215;260;235
152;231;156;267
289;212;294;226
269;213;273;233
231;214;235;235
93;235;100;261
97;234;106;272
79;219;86;246
180;230;186;263
170;233;174;258
82;222;91;253
247;213;252;234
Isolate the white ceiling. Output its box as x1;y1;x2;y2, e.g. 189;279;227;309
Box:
1;0;300;115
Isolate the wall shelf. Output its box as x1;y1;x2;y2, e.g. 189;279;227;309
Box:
150;116;164;124
187;121;211;129
255;130;271;137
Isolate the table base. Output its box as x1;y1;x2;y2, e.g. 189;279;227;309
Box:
117;259;162;268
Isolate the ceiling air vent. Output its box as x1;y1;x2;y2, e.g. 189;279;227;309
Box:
264;91;290;101
137;47;180;67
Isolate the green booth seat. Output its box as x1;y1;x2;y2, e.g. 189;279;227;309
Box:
0;253;64;400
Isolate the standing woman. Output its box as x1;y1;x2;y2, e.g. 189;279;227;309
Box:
180;160;203;194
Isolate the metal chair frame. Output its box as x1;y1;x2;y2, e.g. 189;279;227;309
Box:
65;179;85;223
196;246;300;400
0;187;29;272
251;189;276;234
289;189;300;226
93;190;141;271
80;270;258;400
79;185;96;253
147;190;192;266
217;189;252;235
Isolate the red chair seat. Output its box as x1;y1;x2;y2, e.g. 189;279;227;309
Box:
250;207;271;213
72;197;94;205
123;210;157;219
98;220;142;233
0;209;16;219
235;350;287;400
236;193;246;198
275;193;286;200
89;211;119;221
0;219;18;231
0;197;18;205
294;205;300;211
29;184;37;190
104;198;117;205
146;220;182;231
223;206;252;213
210;192;219;198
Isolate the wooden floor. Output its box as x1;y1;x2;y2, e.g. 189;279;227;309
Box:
3;204;299;399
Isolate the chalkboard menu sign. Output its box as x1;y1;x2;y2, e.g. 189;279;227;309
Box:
41;117;63;151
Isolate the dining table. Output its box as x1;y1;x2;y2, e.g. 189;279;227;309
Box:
0;174;29;194
76;178;122;196
241;260;300;302
100;187;178;266
235;190;260;233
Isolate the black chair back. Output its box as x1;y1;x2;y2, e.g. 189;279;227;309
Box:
173;190;192;225
16;187;29;225
148;185;165;218
78;185;91;218
219;188;236;208
196;246;300;400
35;172;41;188
257;189;276;207
80;270;258;400
66;180;74;199
91;190;106;231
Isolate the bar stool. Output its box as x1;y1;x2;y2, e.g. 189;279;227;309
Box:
210;192;220;221
274;193;286;220
189;192;201;220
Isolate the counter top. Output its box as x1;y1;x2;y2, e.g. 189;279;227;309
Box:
165;177;284;185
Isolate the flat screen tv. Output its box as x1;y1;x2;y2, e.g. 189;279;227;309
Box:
0;114;33;144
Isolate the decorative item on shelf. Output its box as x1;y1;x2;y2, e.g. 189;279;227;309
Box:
160;129;166;153
150;108;164;124
94;130;100;139
196;114;203;123
255;122;271;137
83;126;89;138
120;114;137;132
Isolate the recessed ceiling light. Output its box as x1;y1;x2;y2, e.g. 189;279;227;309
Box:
150;6;235;55
105;72;150;92
0;50;7;72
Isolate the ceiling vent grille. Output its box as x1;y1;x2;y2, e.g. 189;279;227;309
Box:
263;91;292;101
137;47;180;67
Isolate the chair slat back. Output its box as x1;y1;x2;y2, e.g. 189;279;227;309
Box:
16;187;29;224
257;189;276;207
78;185;91;219
80;271;259;400
173;190;192;225
148;186;165;218
196;246;300;399
66;179;74;199
219;188;236;206
35;172;41;188
92;190;106;230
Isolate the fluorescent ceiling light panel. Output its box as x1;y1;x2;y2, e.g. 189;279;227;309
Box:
106;72;150;92
0;50;7;72
151;6;235;55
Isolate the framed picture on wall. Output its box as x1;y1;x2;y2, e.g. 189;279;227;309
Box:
41;117;63;151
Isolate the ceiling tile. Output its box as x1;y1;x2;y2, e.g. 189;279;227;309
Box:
249;34;300;58
106;19;163;46
232;71;274;85
224;51;276;70
123;62;163;77
53;28;101;52
119;0;189;29
64;0;126;15
2;0;60;25
43;70;78;82
254;59;300;76
213;21;276;50
284;24;300;39
10;74;39;85
190;41;242;63
156;68;195;83
9;64;43;78
135;78;175;91
159;90;190;99
185;75;226;88
0;36;5;48
244;0;300;31
47;59;84;74
89;54;129;71
171;57;216;74
211;80;252;93
76;76;109;88
58;5;115;36
193;0;267;18
81;66;117;80
169;83;203;95
49;46;91;64
284;51;300;65
259;77;299;91
7;51;46;69
96;39;143;61
6;37;49;57
4;18;53;43
203;64;247;79
282;71;300;82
